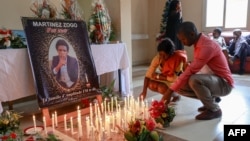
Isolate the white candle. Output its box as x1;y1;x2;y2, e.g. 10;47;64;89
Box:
64;114;67;131
52;114;55;132
77;106;82;128
115;97;118;110
55;111;58;127
32;115;37;133
108;102;110;113
86;116;90;138
111;97;113;113
104;99;106;115
77;106;81;118
101;102;104;114
43;116;47;134
78;117;83;137
95;116;99;131
112;114;115;130
124;98;127;110
90;103;93;124
70;116;74;134
106;116;111;137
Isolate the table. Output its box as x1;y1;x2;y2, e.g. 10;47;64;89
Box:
0;43;130;113
91;43;130;96
0;48;36;113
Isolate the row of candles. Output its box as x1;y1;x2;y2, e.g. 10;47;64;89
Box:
33;95;150;140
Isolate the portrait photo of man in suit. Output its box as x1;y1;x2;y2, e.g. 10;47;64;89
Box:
51;39;79;88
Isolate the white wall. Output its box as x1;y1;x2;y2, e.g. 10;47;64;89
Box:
0;0;61;29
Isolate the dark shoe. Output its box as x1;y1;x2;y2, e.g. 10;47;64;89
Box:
215;97;221;103
195;109;222;120
197;106;207;112
238;70;245;75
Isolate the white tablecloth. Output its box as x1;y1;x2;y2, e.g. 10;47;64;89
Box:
0;48;36;113
0;43;130;113
91;43;131;96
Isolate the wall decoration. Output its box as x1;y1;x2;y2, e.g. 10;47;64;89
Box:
0;29;27;49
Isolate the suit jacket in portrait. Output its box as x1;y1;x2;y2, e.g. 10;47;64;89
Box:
51;55;79;87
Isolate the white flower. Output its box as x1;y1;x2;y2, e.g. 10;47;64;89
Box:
89;25;96;32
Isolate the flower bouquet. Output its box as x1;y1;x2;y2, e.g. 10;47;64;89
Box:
88;0;112;44
0;110;23;141
121;118;163;141
30;0;57;19
60;0;83;20
149;100;176;128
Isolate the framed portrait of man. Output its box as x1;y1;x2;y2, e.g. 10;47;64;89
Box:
22;17;101;108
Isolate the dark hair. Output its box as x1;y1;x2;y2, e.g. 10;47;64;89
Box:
213;28;222;35
56;39;69;51
177;21;198;36
157;38;175;55
168;0;180;16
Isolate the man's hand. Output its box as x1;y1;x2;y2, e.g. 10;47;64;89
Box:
161;89;174;104
58;56;67;67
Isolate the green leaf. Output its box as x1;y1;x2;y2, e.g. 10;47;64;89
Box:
124;131;137;141
150;131;159;141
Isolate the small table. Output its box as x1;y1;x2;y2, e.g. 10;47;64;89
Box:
90;43;130;96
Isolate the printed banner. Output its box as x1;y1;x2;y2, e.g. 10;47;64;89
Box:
22;17;101;108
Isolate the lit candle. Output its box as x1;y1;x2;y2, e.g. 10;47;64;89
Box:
33;115;37;133
86;116;90;138
77;106;82;128
52;114;55;132
94;103;97;117
70;116;74;134
78;117;83;137
124;98;127;110
55;111;58;127
90;103;93;124
115;96;118;110
64;114;67;131
106;116;110;137
104;99;106;115
112;114;115;130
108;102;110;113
101;102;104;114
43;116;47;134
111;97;113;113
95;116;99;131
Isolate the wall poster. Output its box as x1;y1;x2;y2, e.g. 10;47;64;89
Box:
22;17;101;108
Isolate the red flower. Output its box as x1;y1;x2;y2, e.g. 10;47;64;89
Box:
145;118;156;131
1;135;8;140
149;100;166;118
81;99;90;107
10;132;17;139
128;120;141;136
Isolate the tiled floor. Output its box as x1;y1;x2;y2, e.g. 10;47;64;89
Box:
132;65;250;141
2;64;250;141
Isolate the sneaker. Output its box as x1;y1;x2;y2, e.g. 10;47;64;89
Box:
195;109;222;120
197;106;207;112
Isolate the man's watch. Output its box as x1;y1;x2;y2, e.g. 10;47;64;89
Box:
156;74;160;79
